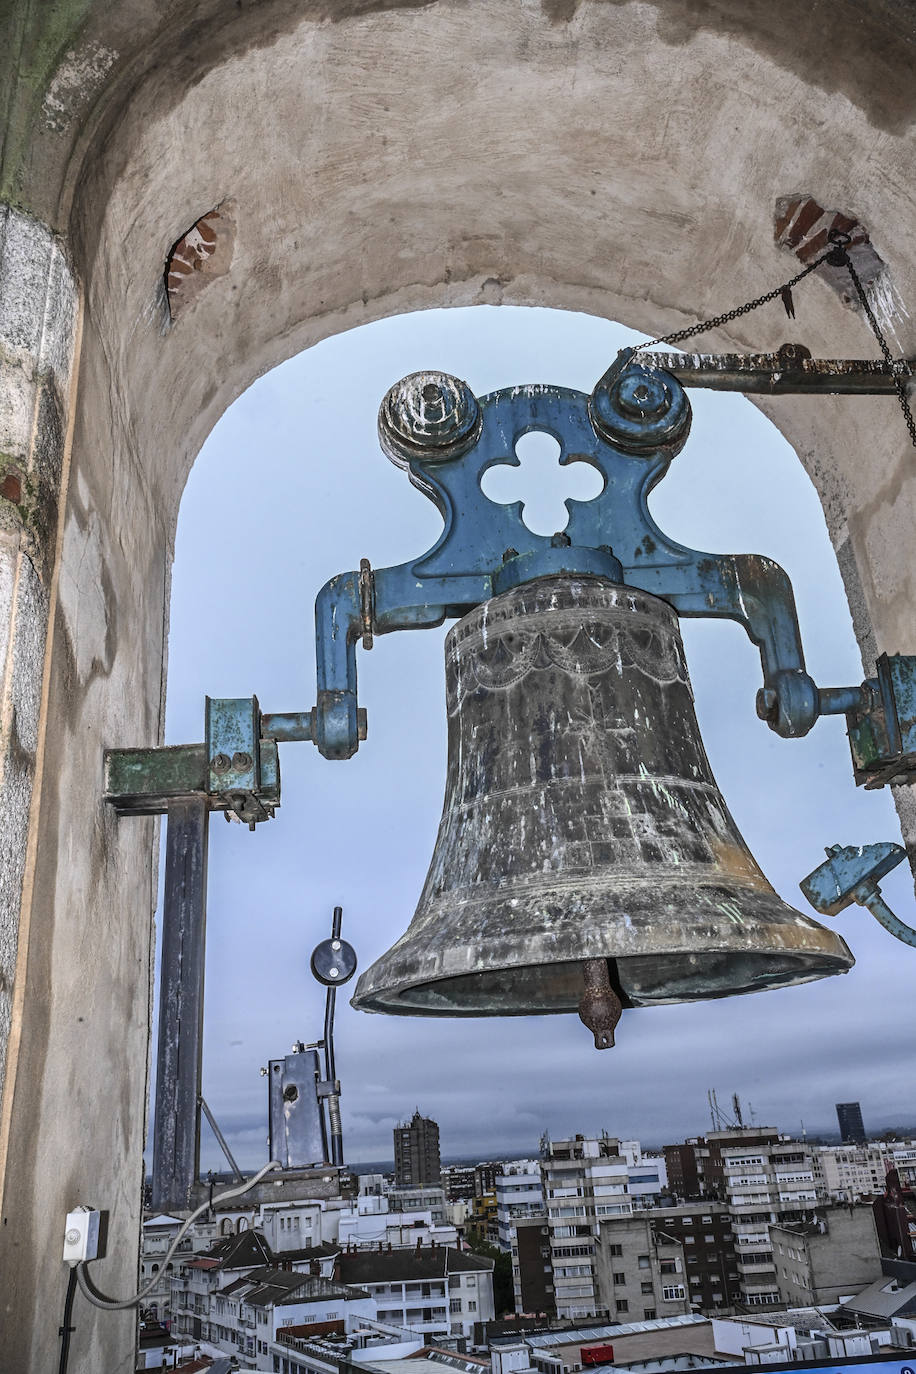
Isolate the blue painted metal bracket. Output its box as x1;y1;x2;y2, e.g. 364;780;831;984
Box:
801;842;916;949
310;349;898;762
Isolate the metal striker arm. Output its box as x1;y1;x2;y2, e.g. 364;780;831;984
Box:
801;843;916;951
310;350;907;764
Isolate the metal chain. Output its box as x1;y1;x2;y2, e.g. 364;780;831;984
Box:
828;234;916;450
632;231;916;452
635;251;834;351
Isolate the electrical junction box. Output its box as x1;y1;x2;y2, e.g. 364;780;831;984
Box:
63;1206;100;1264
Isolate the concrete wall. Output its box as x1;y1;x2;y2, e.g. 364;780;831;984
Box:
771;1207;883;1306
1;1;916;1368
596;1215;688;1320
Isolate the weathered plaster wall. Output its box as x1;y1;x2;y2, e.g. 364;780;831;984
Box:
0;206;77;1114
1;1;915;1369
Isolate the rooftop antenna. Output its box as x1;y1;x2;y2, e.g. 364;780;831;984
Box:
732;1094;745;1128
708;1089;720;1131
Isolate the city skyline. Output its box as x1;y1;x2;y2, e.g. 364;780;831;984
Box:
155;304;913;1172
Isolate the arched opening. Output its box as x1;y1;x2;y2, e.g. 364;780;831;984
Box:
3;3;916;1366
160;304;907;1183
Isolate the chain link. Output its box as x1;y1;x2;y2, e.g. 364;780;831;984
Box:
832;241;916;450
630;234;916;452
635;251;834;351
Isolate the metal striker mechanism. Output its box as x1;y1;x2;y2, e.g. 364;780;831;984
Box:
103;340;916;1202
263;906;358;1173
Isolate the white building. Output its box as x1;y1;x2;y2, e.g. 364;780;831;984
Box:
215;1268;376;1370
337;1245;495;1341
140;1213;203;1324
388;1186;448;1225
619;1141;669;1208
541;1135;633;1319
337;1193;458;1250
721;1138;820;1308
812;1141;916;1201
496;1161;545;1251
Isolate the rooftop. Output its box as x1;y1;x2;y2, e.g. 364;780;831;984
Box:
841;1275;916;1319
223;1266;370;1309
339;1248;493;1284
527;1316;710;1348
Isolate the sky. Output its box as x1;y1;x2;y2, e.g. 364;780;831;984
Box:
152;305;914;1173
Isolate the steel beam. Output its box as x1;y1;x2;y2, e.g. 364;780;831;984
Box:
151;796;209;1212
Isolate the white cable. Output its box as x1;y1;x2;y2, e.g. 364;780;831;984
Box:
76;1161;283;1311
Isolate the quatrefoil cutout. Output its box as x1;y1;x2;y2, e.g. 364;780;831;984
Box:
480;431;604;536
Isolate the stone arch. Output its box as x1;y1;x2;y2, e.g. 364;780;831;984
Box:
1;2;915;1365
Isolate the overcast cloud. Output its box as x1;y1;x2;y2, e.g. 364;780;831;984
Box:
153;306;913;1172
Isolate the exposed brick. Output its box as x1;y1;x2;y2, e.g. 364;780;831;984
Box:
164;204;236;318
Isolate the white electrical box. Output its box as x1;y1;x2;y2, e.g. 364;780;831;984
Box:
63;1206;100;1264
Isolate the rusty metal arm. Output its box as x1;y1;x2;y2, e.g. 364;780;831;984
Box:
634;343;916;394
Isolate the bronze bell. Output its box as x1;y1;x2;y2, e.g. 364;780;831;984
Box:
350;575;853;1046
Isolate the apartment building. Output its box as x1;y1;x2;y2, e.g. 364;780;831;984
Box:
770;1204;882;1306
211;1269;374;1369
814;1145;888;1201
388;1185;448;1225
140;1212;201;1324
170;1230;274;1342
541;1134;633;1318
394;1111;441;1188
510;1215;556;1317
496;1161;545;1251
337;1193;458;1249
721;1136;820;1308
337;1246;495;1341
647;1202;739;1312
594;1213;690;1322
664;1129;782;1202
441;1165;478;1201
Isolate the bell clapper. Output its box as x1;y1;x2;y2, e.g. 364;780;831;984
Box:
578;959;622;1051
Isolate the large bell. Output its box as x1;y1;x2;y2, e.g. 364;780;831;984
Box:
351;575;853;1041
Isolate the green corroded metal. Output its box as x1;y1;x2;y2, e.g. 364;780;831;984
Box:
103;725;280;818
846;653;916;788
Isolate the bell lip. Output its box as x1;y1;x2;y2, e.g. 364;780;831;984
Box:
350;938;855;1018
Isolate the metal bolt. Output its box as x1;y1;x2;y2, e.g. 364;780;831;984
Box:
331;940;341;950
329;967;339;978
211;753;231;773
232;751;253;770
756;687;778;722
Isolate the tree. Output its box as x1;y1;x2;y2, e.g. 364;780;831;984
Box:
464;1232;514;1317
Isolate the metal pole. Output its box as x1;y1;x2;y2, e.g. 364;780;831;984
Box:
324;905;343;1166
199;1095;244;1182
152;796;209;1211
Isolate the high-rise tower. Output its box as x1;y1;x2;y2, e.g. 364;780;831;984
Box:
836;1102;867;1145
394;1109;441;1187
